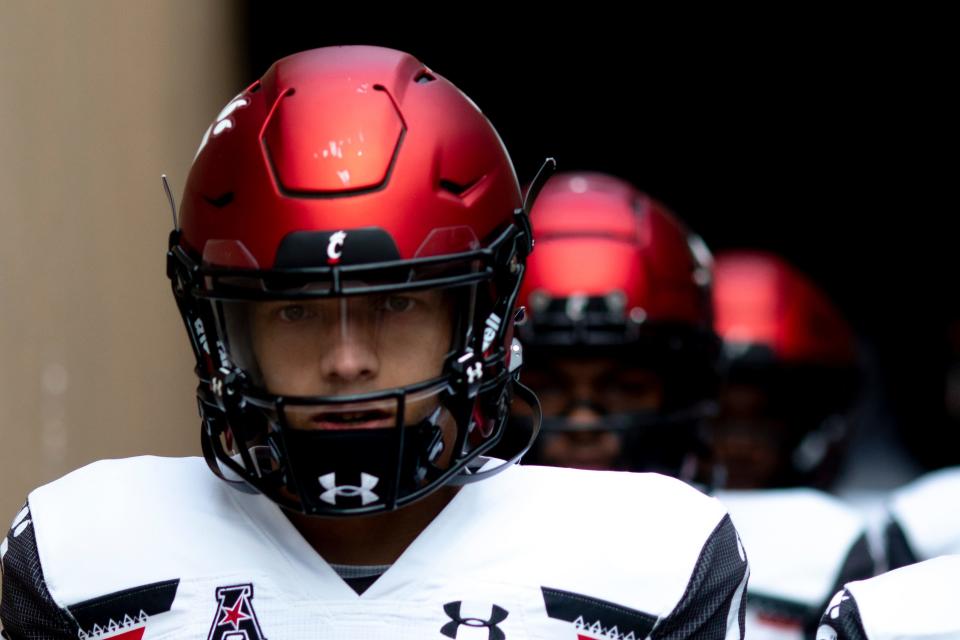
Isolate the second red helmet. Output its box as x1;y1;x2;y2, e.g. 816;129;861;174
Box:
515;172;719;477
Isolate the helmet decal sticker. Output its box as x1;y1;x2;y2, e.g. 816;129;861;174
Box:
326;230;347;264
195;94;250;159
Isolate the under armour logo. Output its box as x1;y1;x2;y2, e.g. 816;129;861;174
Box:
211;378;224;397
327;230;347;263
457;351;484;385
318;472;380;506
441;601;509;640
466;362;483;384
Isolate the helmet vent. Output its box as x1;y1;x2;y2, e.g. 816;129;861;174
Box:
204;192;234;208
439;177;480;197
415;71;436;84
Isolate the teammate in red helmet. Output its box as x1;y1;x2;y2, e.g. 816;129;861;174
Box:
709;250;874;639
1;47;747;638
711;250;860;490
513;172;720;481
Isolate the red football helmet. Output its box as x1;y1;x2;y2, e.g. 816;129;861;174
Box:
711;250;860;488
167;46;548;516
514;172;719;477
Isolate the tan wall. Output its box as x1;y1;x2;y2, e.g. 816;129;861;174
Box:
0;1;242;524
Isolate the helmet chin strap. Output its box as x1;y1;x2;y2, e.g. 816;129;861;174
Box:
449;379;542;485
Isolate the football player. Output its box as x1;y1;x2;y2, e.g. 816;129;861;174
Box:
710;250;875;638
816;555;960;640
512;171;720;483
883;466;960;570
0;47;748;638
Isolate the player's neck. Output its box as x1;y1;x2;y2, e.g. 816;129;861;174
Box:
285;485;460;565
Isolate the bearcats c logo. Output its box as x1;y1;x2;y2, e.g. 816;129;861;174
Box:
207;584;267;640
441;601;509;640
327;230;347;264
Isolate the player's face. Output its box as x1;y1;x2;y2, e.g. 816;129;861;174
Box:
246;289;455;431
522;358;664;470
711;383;789;488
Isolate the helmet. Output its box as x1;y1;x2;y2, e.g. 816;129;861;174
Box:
711;250;860;488
513;172;719;477
166;46;546;516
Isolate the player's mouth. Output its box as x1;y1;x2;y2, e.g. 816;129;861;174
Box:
309;408;394;430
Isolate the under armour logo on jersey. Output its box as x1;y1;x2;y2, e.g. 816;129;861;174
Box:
327;230;347;264
207;584;266;640
441;601;509;640
318;472;380;505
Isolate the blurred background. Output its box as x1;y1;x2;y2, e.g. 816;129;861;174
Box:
0;4;954;521
0;1;241;521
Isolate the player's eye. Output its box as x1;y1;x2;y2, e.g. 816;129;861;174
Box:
278;304;310;322
381;295;415;313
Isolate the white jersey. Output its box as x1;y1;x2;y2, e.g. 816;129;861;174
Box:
885;467;960;568
716;489;875;640
816;555;960;640
1;456;748;639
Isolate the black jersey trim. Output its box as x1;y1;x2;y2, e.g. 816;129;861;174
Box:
541;586;658;638
67;579;179;631
649;513;749;639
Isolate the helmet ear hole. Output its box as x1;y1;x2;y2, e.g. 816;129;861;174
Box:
414;70;436;84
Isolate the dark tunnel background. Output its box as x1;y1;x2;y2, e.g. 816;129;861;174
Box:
241;10;956;476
